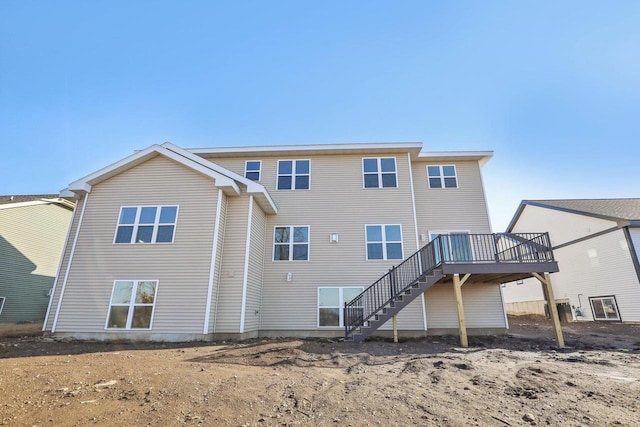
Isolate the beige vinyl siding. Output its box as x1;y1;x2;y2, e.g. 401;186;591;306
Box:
0;203;72;324
45;198;83;331
549;229;640;322
511;205;616;247
412;161;491;235
630;228;640;267
210;153;422;331
207;192;228;333
215;195;250;333
425;282;506;329
54;155;218;334
244;197;266;332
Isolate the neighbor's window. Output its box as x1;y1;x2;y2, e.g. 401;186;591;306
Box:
277;160;310;190
589;296;620;320
274;226;309;261
363;157;397;188
245;160;261;181
318;287;364;327
106;280;158;329
427;165;458;188
114;206;178;244
0;297;5;315
366;225;403;260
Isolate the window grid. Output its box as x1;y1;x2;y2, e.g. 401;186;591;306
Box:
318;287;364;327
427;165;458;189
365;224;403;260
114;205;178;244
589;296;620;320
273;226;310;261
105;280;158;330
363;157;397;188
277;160;310;190
245;160;262;181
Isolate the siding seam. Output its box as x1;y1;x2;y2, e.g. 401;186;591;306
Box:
42;202;78;330
51;193;89;333
203;189;223;334
239;195;254;333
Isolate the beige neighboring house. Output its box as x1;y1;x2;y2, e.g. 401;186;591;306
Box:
0;195;74;323
43;142;558;343
503;199;640;322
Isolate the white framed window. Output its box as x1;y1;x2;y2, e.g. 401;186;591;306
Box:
318;287;364;327
0;297;5;316
366;224;403;260
589;296;620;320
106;280;158;330
245;160;261;181
277;160;310;190
114;206;179;244
427;165;458;188
273;226;309;261
363;157;397;188
429;230;472;263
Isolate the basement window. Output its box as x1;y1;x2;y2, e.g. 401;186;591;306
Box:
589;296;620;320
318;287;364;327
106;280;158;329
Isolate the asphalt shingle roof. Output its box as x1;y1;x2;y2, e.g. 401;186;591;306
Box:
525;198;640;221
0;194;59;205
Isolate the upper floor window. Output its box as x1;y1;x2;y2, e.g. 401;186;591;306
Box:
277;160;310;190
363;158;397;188
366;224;403;260
245;161;261;181
427;165;458;188
106;280;158;329
274;226;309;261
114;206;178;244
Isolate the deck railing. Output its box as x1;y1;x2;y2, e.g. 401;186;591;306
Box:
344;232;554;339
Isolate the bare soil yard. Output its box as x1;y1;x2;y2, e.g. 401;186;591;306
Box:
1;317;639;426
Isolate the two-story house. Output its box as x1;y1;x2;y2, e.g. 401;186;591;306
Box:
43;142;560;344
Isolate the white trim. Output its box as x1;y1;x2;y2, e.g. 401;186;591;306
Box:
478;161;493;233
364;224;404;261
276;159;311;191
362;157;398;189
499;283;509;329
113;205;179;244
272;225;311;262
203;189;224;334
104;280;159;330
212;196;229;333
418;150;493;166
42;201;79;330
427;165;458;189
0;198;75;210
407;153;427;332
52;192;90;332
317;286;365;328
244;160;262;181
189;142;424;156
239;195;254;333
0;296;5;316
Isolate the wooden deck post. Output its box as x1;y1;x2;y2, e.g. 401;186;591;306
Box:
453;273;471;347
532;272;565;348
392;315;398;343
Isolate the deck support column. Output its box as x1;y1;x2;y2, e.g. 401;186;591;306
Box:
453;273;471;347
392;315;398;343
532;272;565;348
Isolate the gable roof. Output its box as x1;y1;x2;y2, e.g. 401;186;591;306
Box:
62;143;277;214
0;194;58;205
0;195;75;211
507;198;640;231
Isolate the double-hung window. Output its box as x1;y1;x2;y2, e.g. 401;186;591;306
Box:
366;225;403;260
245;161;261;181
114;206;178;244
274;226;309;261
106;280;158;329
363;157;397;188
318;287;364;327
427;165;458;188
277;160;310;190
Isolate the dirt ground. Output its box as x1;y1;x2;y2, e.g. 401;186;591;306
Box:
1;317;639;427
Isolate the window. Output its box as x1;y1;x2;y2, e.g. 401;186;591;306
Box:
318;287;364;327
114;206;178;244
106;280;158;329
277;160;310;190
245;160;261;181
427;165;458;188
366;225;403;260
589;296;620;320
363;157;397;188
0;297;5;315
273;226;309;261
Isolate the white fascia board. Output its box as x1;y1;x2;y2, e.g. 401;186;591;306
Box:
0;200;47;210
188;142;424;157
418;151;494;166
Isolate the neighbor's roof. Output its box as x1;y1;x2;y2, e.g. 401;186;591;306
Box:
0;194;58;204
507;198;640;231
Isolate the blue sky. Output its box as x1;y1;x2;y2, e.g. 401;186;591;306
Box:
1;1;639;230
